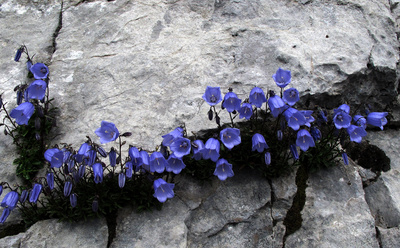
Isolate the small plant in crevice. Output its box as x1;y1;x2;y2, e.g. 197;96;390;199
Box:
1;45;57;182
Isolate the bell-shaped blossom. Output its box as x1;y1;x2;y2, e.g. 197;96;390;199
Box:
26;60;32;71
153;178;175;203
252;133;269;153
30;63;49;79
140;151;150;172
268;95;286;118
347;125;367;143
333;112;352;129
0;186;2;197
238;103;253;120
64;181;73;197
342;152;349;165
300;110;315;127
283;88;299;106
150;152;167;173
220;128;241;150
202;138;220;162
222;92;242;113
334;104;350;115
310;126;322;141
0;208;11;224
162;127;183;147
70;193;77;208
75;143;92;163
202;86;222;106
16;90;23;105
95;121;119;144
78;165;86;179
166;154;186;174
265;152;271;165
92;163;103;184
353;115;367;129
192;140;204;160
170;137;191;158
109;148;117;167
129;146;143;167
44;148;64;168
272;68;291;88
97;147;107;158
19;190;28;203
284;108;307;131
88;149;97;166
296;129;315;152
46;172;54;190
26;80;47;100
10;102;34;125
214;159;234;181
1;191;19;210
29;183;42;203
125;161;133;178
290;144;299;160
317;110;328;125
249;87;267;108
118;173;126;188
367;112;388;130
14;47;23;62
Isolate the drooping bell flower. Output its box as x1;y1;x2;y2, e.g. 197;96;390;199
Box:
95;121;119;144
70;193;77;208
29;183;43;203
334;104;350;115
284;108;307;131
290;144;299;160
353;115;367;129
333;112;352;129
153;178;175;203
88;149;97;166
283;88;299;106
125;161;133;178
97;147;107;158
214;159;234;181
300;110;315;127
170;137;191;158
202;86;222;106
109;147;117;167
118;173;126;188
310;126;322;141
238;103;253;120
30;63;49;79
265;152;271;165
129;146;143;167
10;102;34;125
252;133;269;153
296;129;315;152
44;148;64;168
92;163;103;184
347;125;367;143
26;60;32;71
64;181;73;197
19;190;28;203
26;80;47;100
201;138;220;162
268;95;286;118
192;140;204;160
272;68;291;88
1;191;19;210
220;128;241;150
249;87;267;108
14;46;24;62
46;172;54;190
342;152;349;165
166;154;186;174
366;112;388;130
150;152;167;173
140;151;150;172
222;91;242;113
161;127;183;147
78;165;86;179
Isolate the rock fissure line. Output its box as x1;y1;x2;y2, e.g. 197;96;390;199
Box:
375;226;383;248
106;211;117;248
50;1;63;59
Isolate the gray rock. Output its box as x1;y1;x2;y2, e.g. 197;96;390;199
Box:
271;168;297;222
285;164;380;248
0;218;108;248
377;226;400;248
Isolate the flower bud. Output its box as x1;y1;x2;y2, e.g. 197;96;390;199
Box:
208;109;213;121
19;190;28;203
14;47;24;62
16;90;23;105
118;173;126;189
63;181;72;197
92;199;99;212
97;147;107;158
121;132;132;137
70;193;77;208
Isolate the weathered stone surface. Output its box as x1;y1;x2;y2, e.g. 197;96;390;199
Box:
378;226;400;248
0;217;108;248
285;164;379;248
271;168;297;222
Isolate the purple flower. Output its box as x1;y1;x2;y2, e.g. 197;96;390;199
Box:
333;112;352;129
202;86;222;106
125;161;133;178
192;140;204;160
10;102;34;125
252;133;269;153
140;151;150;172
64;181;72;197
26;80;47;100
1;191;19;210
220;128;241;150
29;183;42;203
284;108;307;131
238;103;253;120
265;152;271;165
0;208;11;224
162;127;183;147
14;47;23;62
19;190;28;203
222;92;241;113
342;152;349;165
317;110;328;125
75;143;92;163
290;144;299;160
70;193;77;208
97;147;107;158
46;172;54;190
92;163;103;184
0;186;2;197
296;129;315;152
268;95;286;118
353;115;367;129
300;110;315;127
150;152;167;173
109;148;117;167
78;165;86;179
166;154;186;174
30;63;49;79
118;173;126;188
170;137;191;158
129;146;143;167
310;126;322;141
214;159;234;181
153;178;175;203
366;112;388;130
44;148;64;168
334;104;350;115
283;88;299;106
347;125;367;143
88;149;97;166
272;68;291;88
249;87;267;108
95;121;119;144
26;60;32;71
202;138;220;162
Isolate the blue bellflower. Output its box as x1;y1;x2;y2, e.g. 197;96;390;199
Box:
1;191;19;210
44;148;64;168
272;68;291;88
129;146;143;167
14;47;23;62
347;125;367;143
290;144;299;160
367;112;388;130
202;138;220;162
220;128;241;150
296;129;315;152
95;121;119;144
140;151;150;172
162;127;183;147
310;126;322;141
10;102;35;125
300;110;315;127
26;80;47;100
19;190;28;203
46;172;54;190
284;108;307;131
64;181;72;197
238;103;253;120
170;137;191;158
150;152;167;173
353;115;367;129
214;159;234;181
125;161;133;178
70;193;77;208
283;88;299;106
192;140;204;160
118;173;126;188
252;133;269;153
342;152;349;165
202;86;222;106
30;63;49;79
334;104;350;115
222;92;241;113
166;154;186;174
75;143;92;163
92;163;103;184
268;95;286;118
153;178;175;203
265;152;271;165
109;148;117;167
29;183;43;203
333;112;352;129
249;87;267;108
